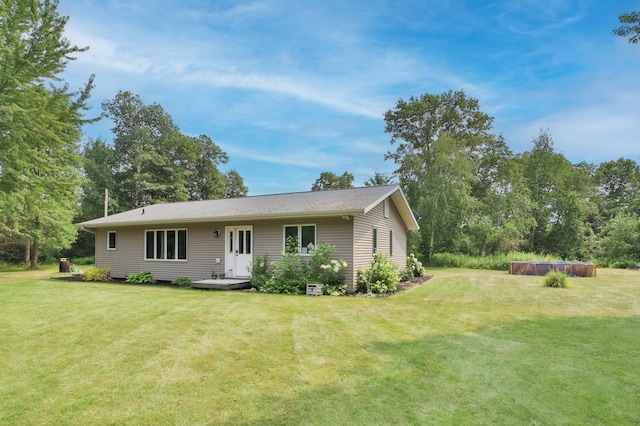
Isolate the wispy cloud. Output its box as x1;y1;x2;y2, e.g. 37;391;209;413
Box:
60;0;640;194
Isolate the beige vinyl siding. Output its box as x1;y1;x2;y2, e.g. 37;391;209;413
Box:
95;217;355;286
352;197;408;292
95;223;226;281
253;217;354;288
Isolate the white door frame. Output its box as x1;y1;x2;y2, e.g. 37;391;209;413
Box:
225;225;253;278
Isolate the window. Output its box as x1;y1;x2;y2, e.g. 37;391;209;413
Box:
383;199;390;218
389;230;393;255
145;229;187;260
107;231;116;250
372;228;378;253
284;224;316;254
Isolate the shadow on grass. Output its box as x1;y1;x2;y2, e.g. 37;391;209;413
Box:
225;316;640;425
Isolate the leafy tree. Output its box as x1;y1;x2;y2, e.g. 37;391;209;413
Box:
186;134;229;200
0;0;95;267
384;90;494;258
518;130;596;259
614;11;640;44
95;91;236;211
598;213;640;267
465;150;536;256
311;171;354;191
223;169;248;198
593;158;640;222
80;138;118;220
364;170;395;186
102;91;190;209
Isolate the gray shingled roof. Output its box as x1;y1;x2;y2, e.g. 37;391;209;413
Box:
77;185;419;230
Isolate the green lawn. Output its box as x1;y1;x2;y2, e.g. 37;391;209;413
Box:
1;267;639;425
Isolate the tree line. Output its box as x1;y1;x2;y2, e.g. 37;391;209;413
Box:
313;90;640;266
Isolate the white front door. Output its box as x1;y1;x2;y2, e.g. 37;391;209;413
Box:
225;225;253;278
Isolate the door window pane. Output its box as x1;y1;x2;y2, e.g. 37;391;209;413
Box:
245;230;251;254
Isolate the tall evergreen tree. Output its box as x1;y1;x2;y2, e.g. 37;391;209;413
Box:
0;0;94;267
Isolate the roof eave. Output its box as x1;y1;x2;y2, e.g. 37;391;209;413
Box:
75;209;366;229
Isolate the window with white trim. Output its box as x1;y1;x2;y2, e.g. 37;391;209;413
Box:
107;231;117;250
383;199;390;218
284;224;316;255
145;229;187;260
389;230;393;255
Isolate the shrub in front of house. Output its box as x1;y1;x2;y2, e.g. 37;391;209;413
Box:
357;252;401;295
172;277;192;287
307;242;347;295
257;239;348;295
82;266;112;282
260;246;309;294
543;270;568;288
406;253;427;277
249;254;272;290
125;271;156;284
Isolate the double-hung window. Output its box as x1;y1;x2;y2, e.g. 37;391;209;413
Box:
284;224;316;254
145;229;187;260
107;231;117;250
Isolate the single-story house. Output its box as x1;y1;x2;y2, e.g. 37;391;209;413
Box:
77;185;419;293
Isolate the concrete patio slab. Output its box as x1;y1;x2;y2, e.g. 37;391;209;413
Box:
191;278;252;290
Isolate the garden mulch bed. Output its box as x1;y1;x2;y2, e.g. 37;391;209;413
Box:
53;274;179;287
370;275;433;296
53;274;434;294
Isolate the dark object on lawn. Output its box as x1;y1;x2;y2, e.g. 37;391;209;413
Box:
59;258;70;273
509;261;596;277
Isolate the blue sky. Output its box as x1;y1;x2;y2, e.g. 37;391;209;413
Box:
59;0;640;195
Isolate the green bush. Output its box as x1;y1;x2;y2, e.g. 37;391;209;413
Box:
357;252;401;294
427;251;562;271
125;271;156;284
597;213;640;267
72;256;95;265
249;254;272;290
82;266;112;282
307;243;347;295
609;258;640;269
172;277;192;287
544;271;568;288
406;253;427;277
258;240;348;295
260;244;309;294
